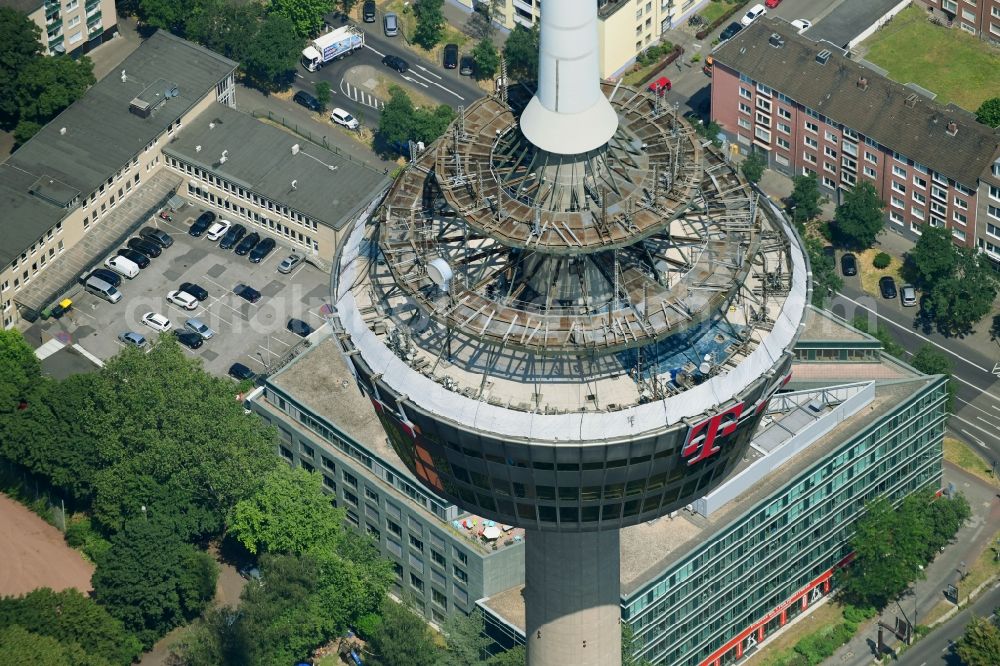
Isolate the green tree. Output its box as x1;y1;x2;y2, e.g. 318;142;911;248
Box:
838;496;919;609
0;625;110;666
805;236;842;307
789;173;821;224
0;588;142;666
376;86;455;156
0;329;41;411
185;0;261;61
833;181;884;250
975;97;1000;128
740;149;766;184
909;345;956;411
0;7;41;128
137;0;197;33
956;614;1000;666
241;13;301;92
413;0;445;49
269;0;333;38
623;621;654;666
16;55;95;128
338;0;358;13
465;0;501;39
315;81;331;111
487;647;526;666
923;250;999;336
471;38;499;80
503;24;539;81
438;610;491;665
168;607;250;666
368;599;440;666
91;517;217;647
228;465;345;555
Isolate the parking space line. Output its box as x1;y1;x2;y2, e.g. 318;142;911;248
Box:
247;355;266;367
270;336;291;347
306;309;326;322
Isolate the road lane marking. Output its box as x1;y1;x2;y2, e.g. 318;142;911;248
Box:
363;44;386;58
955;417;999;446
403;75;429;88
409;69;464;99
415;64;442;79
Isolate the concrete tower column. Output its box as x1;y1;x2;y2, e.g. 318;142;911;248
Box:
524;529;622;666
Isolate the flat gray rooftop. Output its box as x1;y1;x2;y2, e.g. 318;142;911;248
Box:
807;0;901;49
798;307;877;343
0;30;237;266
164;104;390;230
268;335;419;484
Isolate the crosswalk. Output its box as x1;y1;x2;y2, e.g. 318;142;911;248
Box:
340;80;384;110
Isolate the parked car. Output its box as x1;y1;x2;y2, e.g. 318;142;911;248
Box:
105;255;140;278
363;0;376;22
765;0;781;8
901;284;917;307
127;237;161;258
720;22;743;41
82;268;122;288
189;212;215;237
167;290;199;310
331;108;359;129
287;318;314;337
293;90;323;112
383;12;399;36
648;76;671;96
840;253;858;277
741;3;767;26
228;362;256;381
176;331;204;349
206;219;231;242
219;223;247;250
790;19;812;34
234;232;261;256
459;56;475;76
139;227;174;248
443;43;459;69
184;317;215;339
277;252;304;274
234;283;261;303
879;276;897;299
118;331;147;348
117;248;150;269
141;312;171;332
249;237;276;263
382;54;409;73
179;282;209;301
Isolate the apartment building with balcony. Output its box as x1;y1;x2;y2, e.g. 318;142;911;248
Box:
2;0;117;55
918;0;1000;44
710;19;1000;258
452;0;709;78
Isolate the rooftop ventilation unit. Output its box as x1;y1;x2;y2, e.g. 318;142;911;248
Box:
904;93;918;108
815;49;831;65
768;33;784;48
128;78;178;118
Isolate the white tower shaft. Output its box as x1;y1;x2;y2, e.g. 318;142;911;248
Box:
519;0;619;155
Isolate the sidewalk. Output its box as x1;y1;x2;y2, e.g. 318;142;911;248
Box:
828;462;1000;666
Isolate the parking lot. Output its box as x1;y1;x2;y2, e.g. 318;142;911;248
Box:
39;205;333;378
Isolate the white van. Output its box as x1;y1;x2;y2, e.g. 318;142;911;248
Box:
105;255;139;279
84;275;123;303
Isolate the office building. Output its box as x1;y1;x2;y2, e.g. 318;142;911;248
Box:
1;0;118;55
479;307;947;666
710;18;1000;259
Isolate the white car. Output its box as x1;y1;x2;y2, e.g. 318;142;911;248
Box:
141;311;172;332
741;3;767;26
166;290;199;310
206;219;231;241
330;108;359;130
790;19;812;34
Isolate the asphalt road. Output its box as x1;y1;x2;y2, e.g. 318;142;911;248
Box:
830;283;1000;462
896;583;1000;665
293;13;485;129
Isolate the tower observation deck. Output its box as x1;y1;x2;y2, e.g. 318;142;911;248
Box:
332;2;809;663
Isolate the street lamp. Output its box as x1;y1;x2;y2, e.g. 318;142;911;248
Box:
141;505;147;522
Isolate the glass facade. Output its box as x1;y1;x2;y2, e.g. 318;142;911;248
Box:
622;378;946;665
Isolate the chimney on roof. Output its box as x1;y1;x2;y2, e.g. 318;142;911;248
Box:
857;76;868;90
904;94;918;108
946;121;958;136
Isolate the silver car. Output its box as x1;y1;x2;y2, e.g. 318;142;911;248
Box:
900;284;917;307
118;331;148;348
277;252;304;274
184;317;215;339
383;12;398;36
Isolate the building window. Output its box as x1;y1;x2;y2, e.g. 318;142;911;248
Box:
778;107;791;120
913;191;926;205
755;111;769;125
824;146;837;159
864;151;877;164
409;535;424;551
410;573;424;592
387;519;402;537
954;211;968;224
453;566;468;583
889;210;904;225
754;126;771;143
953;197;968;210
892;165;906;178
804;136;818;149
953;228;967;241
803;152;817;164
892;181;906;194
433;589;447;608
365;487;379;504
824;130;837;143
989;185;1000;201
738;118;751;130
805;121;818;134
931;185;948;201
913;176;927;189
431;550;446;567
911;206;924;221
343;470;358;488
863;166;876;179
739;102;751;114
891;196;904;209
823;176;836;189
823;162;837;174
776;137;790;149
777;122;790;134
739;87;752;100
756;97;772;113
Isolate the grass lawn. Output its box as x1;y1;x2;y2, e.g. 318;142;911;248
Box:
752;601;845;666
958;525;1000;599
944;436;999;487
699;0;739;26
862;5;1000;111
856;248;903;295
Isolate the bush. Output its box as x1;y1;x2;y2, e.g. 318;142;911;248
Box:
354;612;382;640
842;604;876;625
872;252;891;269
65;514;111;563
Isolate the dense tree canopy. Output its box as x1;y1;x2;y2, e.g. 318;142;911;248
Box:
904;225;958;291
0;8;41;128
376;86;456;156
503;25;539;81
269;0;332;38
413;0;446;49
789;173;822;224
833;181;884;250
805;236;842;307
368;599;439;666
838;489;969;609
909;345;956;411
957;614;1000;666
0;625;111;666
922;250;999;336
740;149;765;184
0;588;141;665
471;38;499;80
975;97;1000;128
